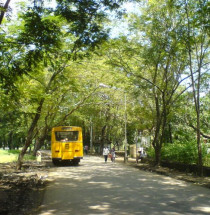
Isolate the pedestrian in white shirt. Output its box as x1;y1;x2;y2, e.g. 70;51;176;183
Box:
103;146;109;163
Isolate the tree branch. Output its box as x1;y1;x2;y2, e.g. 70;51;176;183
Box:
189;123;210;139
0;0;11;26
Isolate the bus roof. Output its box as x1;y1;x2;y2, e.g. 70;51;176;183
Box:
52;126;82;131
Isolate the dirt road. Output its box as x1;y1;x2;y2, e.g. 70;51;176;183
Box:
37;156;210;215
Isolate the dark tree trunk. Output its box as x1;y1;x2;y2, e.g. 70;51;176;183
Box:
16;99;44;170
196;103;203;176
8;131;13;150
33;139;41;156
33;127;48;156
3;137;6;149
16;68;64;170
185;1;203;176
169;123;173;143
0;0;11;25
100;125;107;154
154;145;161;166
152;95;162;165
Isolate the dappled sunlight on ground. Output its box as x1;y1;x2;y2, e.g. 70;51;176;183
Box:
89;203;110;210
192;206;210;213
160;179;188;187
38;156;210;215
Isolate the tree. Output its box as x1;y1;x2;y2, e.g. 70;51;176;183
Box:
104;25;187;166
182;0;209;176
0;0;127;169
103;0;209;166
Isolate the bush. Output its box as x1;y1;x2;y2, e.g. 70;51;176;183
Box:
146;147;155;158
146;141;209;166
161;141;198;164
203;154;210;167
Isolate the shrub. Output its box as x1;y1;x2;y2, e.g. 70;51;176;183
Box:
146;147;155;158
203;153;210;167
161;141;198;164
146;141;209;166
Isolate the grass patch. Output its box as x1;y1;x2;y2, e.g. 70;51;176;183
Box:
24;153;36;161
0;149;36;163
0;149;19;163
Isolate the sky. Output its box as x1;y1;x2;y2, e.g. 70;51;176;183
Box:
9;0;140;15
109;2;140;38
8;0;140;38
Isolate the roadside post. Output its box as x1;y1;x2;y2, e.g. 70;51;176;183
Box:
36;150;42;164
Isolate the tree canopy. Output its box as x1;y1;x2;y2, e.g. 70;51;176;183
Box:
0;0;209;174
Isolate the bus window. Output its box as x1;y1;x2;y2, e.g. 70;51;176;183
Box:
55;131;79;142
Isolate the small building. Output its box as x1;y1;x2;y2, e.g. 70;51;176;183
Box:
130;136;150;158
130;144;144;158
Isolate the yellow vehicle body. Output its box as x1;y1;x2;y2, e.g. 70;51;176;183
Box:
51;126;83;165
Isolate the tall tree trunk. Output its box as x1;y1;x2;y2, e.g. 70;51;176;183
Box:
185;0;203;176
154;145;161;166
169;123;173;143
16;67;66;170
16;98;44;170
3;137;6;149
153;94;168;166
100;125;107;154
0;0;11;25
152;121;162;166
152;94;162;165
196;68;203;176
197;108;203;176
33;139;41;156
8;131;13;150
33;127;49;156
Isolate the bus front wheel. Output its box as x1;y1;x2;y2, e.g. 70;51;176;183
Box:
52;159;60;165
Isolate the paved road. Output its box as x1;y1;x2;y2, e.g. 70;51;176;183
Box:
37;156;210;215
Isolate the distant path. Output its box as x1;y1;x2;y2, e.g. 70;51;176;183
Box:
37;156;210;215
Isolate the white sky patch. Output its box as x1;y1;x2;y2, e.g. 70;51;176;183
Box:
109;2;141;38
7;0;140;38
7;0;56;19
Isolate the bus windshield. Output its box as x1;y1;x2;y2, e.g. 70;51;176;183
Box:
55;131;79;142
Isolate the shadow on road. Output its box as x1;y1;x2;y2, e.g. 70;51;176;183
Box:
38;156;210;215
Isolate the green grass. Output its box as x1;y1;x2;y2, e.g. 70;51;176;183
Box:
0;149;36;163
24;153;36;161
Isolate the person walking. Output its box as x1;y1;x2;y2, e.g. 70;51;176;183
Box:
103;146;109;163
111;148;116;162
84;145;88;155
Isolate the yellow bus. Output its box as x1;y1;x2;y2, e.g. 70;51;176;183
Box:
51;126;83;165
